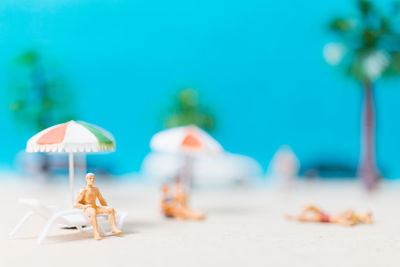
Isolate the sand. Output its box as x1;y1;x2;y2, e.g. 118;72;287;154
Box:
2;177;400;267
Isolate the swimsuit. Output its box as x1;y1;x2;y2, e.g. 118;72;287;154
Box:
164;197;172;204
162;197;174;217
320;212;330;223
88;205;98;211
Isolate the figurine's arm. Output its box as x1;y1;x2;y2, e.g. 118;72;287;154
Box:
73;189;88;209
96;188;108;206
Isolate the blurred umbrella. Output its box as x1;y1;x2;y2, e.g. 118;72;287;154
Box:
150;125;223;186
151;125;222;154
26;120;115;204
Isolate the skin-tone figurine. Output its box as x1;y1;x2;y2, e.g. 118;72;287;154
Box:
174;179;189;210
161;180;205;221
161;185;186;220
74;173;122;240
286;205;373;226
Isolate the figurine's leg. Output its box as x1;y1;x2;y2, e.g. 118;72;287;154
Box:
331;217;356;226
302;205;322;215
330;212;357;227
97;206;122;234
180;196;188;210
286;206;321;223
297;214;320;222
164;202;185;220
85;207;101;240
285;214;318;223
181;208;205;220
297;205;322;221
173;208;187;221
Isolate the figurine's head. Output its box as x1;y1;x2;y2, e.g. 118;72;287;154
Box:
359;212;373;224
162;184;169;193
86;173;95;187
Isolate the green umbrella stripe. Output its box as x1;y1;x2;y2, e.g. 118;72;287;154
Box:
77;121;114;145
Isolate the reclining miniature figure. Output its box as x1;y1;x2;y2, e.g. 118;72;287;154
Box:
286;205;373;226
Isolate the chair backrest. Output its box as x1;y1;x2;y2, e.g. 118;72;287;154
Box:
19;198;55;219
18;198;107;227
18;198;77;225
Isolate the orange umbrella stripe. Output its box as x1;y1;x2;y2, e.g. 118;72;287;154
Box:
37;122;69;145
181;133;203;149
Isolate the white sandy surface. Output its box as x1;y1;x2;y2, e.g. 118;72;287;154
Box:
2;177;400;267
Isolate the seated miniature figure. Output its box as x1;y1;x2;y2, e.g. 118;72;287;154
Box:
161;179;205;221
161;184;186;220
74;173;122;240
286;205;373;226
174;179;205;220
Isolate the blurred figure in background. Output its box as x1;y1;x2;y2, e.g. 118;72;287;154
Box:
161;184;182;219
287;205;373;227
269;145;299;190
161;179;205;221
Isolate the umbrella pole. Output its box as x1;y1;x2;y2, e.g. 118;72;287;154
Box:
82;153;87;174
69;152;74;206
182;154;193;191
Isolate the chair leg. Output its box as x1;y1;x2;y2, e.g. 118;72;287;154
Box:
9;211;34;238
37;215;59;245
97;221;106;236
117;212;127;230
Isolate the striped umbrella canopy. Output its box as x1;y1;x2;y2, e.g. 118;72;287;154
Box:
150;125;223;155
150;125;223;187
26;120;115;204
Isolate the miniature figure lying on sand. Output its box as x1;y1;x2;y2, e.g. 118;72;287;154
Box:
286;205;373;226
161;179;205;221
74;173;122;240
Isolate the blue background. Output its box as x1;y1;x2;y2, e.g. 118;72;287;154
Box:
1;0;400;177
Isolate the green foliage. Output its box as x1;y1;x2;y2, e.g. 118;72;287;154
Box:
163;88;215;132
329;18;355;33
326;0;400;83
8;49;75;132
358;0;373;17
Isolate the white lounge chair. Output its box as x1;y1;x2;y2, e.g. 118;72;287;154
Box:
9;198;128;245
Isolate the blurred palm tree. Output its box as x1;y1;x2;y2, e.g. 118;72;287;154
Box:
8;49;75;131
324;0;400;189
164;88;215;132
7;49;75;173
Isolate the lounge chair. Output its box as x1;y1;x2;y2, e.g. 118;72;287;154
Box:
9;198;128;245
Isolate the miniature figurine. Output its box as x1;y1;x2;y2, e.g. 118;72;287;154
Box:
74;173;122;240
269;145;299;190
286;205;373;226
174;179;206;220
161;179;205;221
161;184;186;220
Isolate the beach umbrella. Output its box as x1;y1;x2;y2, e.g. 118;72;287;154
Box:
150;125;223;155
150;125;223;186
26;120;115;204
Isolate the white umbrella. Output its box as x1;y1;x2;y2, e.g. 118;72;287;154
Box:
150;125;223;155
26;120;115;204
150;125;223;186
